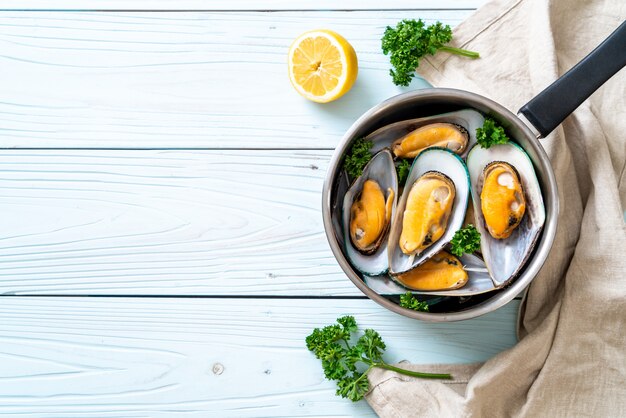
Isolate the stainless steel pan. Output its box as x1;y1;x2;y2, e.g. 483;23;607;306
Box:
322;21;626;321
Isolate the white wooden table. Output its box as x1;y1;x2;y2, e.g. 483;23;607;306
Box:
0;1;523;416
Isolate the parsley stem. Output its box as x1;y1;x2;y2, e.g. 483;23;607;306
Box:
361;365;375;381
375;362;453;380
438;45;480;59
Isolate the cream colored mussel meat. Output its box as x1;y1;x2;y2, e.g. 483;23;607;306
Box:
364;252;497;297
480;161;526;239
350;179;394;254
364;109;484;159
399;171;455;256
395;251;468;291
392;123;469;158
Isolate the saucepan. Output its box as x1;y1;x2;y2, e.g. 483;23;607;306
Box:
322;21;626;321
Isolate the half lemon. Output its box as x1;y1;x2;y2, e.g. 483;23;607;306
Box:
288;29;358;103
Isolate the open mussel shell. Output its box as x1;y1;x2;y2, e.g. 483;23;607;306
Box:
466;142;546;286
366;109;485;159
332;170;350;249
342;149;398;275
388;148;470;275
364;253;496;297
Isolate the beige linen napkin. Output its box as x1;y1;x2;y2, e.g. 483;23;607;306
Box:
366;0;626;416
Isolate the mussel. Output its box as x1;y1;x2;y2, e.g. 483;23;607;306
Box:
399;171;455;256
364;252;496;296
466;143;545;286
388;148;470;275
349;179;394;254
481;161;526;239
342;149;398;275
365;109;485;159
395;251;468;291
392;123;469;158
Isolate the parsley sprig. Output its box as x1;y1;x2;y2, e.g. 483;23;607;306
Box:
343;138;373;180
396;159;411;186
476;118;510;148
382;19;479;86
450;224;481;257
399;292;430;312
306;316;451;402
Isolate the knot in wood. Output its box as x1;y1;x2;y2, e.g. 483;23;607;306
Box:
212;362;224;375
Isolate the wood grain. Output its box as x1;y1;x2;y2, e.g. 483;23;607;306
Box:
0;11;474;149
0;297;517;416
0;4;519;416
0;0;485;11
0;149;361;295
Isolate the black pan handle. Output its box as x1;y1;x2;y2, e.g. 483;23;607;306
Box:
518;20;626;138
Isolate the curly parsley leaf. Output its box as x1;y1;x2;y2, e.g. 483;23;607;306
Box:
356;329;386;363
382;19;480;87
396;159;411;186
399;292;430;312
343;138;373;180
337;315;358;333
306;316;451;402
450;224;481;257
336;373;370;402
476;118;510;148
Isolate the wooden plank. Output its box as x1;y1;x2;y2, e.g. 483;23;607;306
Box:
0;0;486;11
0;150;525;297
0;10;474;149
0;149;360;295
0;297;518;416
